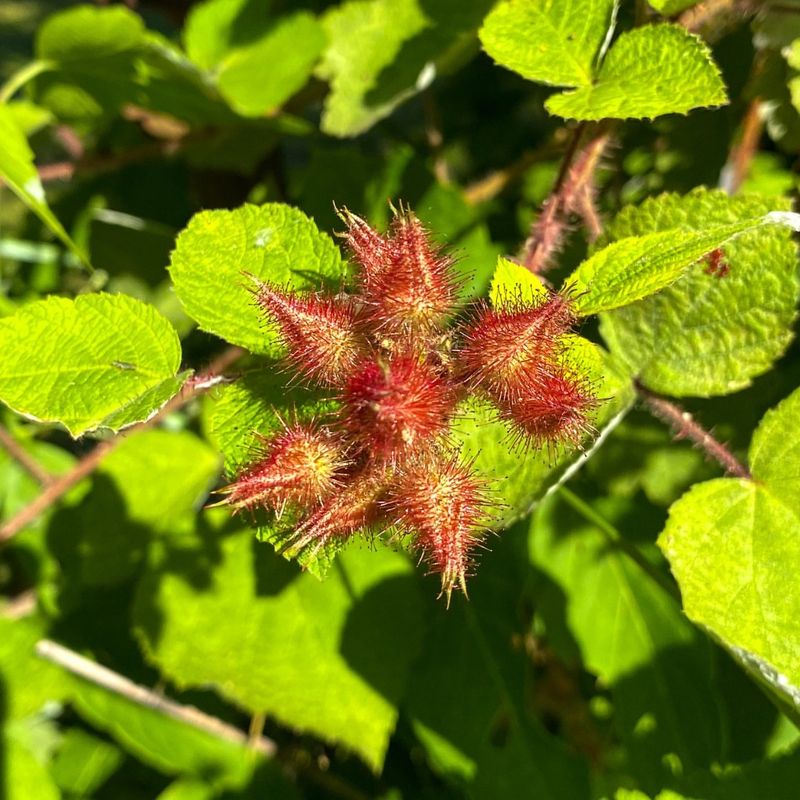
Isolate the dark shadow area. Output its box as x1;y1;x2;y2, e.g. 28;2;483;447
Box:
712;643;782;764
400;520;594;799
49;581;161;687
339;572;424;705
609;641;728;794
220;0;273;53
131;512;245;652
251;535;297;597
47;476;151;609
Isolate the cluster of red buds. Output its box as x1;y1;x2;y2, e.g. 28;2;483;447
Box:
219;206;597;602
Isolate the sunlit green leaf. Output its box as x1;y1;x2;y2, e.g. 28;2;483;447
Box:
660;388;800;719
0;104;88;266
134;527;425;772
566;212;798;315
169;203;345;354
598;189;800;396
0;294;184;437
546;25;727;120
480;0;617;87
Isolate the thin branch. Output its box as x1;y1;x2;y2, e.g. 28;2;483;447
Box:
1;589;37;619
720;97;763;195
522;125;613;273
0;126;220;193
636;382;751;479
36;638;369;800
0;59;51;103
422;90;451;186
0;346;244;544
522;124;586;272
678;0;759;40
249;712;267;745
463;145;561;206
35;639;276;756
0;424;55;486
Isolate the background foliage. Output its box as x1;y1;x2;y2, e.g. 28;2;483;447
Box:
1;1;799;799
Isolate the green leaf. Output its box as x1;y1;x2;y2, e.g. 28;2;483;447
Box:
0;294;184;437
183;0;269;70
318;0;493;137
157;780;216;800
406;524;590;798
216;13;326;116
32;5;145;121
678;747;800;799
74;682;256;788
531;492;725;783
2;733;60;800
0;104;88;266
659;387;800;719
134;527;425;772
489;256;549;309
49;430;220;587
565;212;799;315
479;0;617;87
169;203;345;355
50;728;123;796
318;0;427;136
546;25;727;120
454;342;634;526
37;5;144;60
0;615;74;720
598;189;800;396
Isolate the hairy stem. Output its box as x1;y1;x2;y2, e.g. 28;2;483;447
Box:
0;346;244;544
0;424;55;486
522;124;613;272
720;96;763;195
636;382;751;479
36;638;277;755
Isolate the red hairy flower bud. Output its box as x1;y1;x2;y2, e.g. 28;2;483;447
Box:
342;352;456;462
226;201;605;603
338;209;392;288
288;469;386;557
254;281;365;386
362;211;459;333
390;456;489;605
457;294;575;401
219;422;348;515
497;366;597;449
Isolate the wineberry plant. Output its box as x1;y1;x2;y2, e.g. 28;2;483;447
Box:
1;1;799;799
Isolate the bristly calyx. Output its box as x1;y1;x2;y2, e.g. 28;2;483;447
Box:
220;205;599;603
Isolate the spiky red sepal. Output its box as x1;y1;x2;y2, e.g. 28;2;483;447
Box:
255;282;366;386
360;211;459;334
342;351;456;463
287;468;387;558
497;366;598;449
339;209;392;289
220;422;348;515
457;293;575;401
389;456;489;605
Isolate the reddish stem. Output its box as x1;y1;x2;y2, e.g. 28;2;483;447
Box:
636;382;751;479
0;346;244;544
